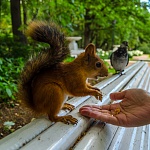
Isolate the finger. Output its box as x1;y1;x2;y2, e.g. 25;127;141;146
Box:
79;105;101;111
80;106;111;114
79;104;122;116
79;103;121;112
101;103;121;110
80;109;120;126
110;90;126;100
79;105;101;113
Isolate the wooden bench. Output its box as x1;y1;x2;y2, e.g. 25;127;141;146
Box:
0;61;150;150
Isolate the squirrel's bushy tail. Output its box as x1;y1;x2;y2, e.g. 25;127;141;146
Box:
17;21;70;109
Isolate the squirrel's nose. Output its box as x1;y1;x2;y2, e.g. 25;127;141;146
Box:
104;71;108;77
99;70;108;77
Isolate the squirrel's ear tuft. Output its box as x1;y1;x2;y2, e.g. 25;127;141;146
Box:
84;43;96;56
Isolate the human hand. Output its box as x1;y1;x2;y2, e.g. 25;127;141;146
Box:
79;89;150;127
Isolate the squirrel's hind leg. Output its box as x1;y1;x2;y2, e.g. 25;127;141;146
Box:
48;115;78;125
47;84;78;125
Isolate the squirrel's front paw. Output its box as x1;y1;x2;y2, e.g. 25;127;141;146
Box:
62;103;75;111
92;87;100;91
94;91;103;101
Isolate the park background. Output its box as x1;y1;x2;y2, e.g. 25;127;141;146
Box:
0;0;150;139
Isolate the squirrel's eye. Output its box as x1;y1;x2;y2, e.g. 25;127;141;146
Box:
96;62;101;68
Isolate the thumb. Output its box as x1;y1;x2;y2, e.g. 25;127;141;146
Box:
110;90;126;100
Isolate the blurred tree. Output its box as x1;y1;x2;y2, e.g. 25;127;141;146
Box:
1;0;150;52
10;0;26;44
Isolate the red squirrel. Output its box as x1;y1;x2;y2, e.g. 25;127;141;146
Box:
17;21;108;125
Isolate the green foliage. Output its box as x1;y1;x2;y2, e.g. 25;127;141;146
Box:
128;50;143;58
0;58;24;102
3;121;15;133
103;61;116;74
138;43;150;54
0;34;30;58
97;49;111;59
1;0;150;50
0;34;50;58
64;56;75;63
1;0;150;104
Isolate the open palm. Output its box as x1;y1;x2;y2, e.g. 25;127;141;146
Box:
79;89;150;127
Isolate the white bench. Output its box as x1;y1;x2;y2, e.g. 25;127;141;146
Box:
66;37;82;51
66;37;84;57
0;61;150;150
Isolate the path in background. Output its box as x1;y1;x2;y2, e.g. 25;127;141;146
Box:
132;54;150;66
132;54;150;61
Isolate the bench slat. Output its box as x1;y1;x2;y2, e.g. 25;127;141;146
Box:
0;61;149;150
72;62;150;150
1;62;139;150
19;62;148;150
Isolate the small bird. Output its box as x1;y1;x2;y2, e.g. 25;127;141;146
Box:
110;41;129;75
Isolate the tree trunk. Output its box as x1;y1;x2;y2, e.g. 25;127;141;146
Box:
84;8;92;47
22;0;27;27
10;0;26;43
